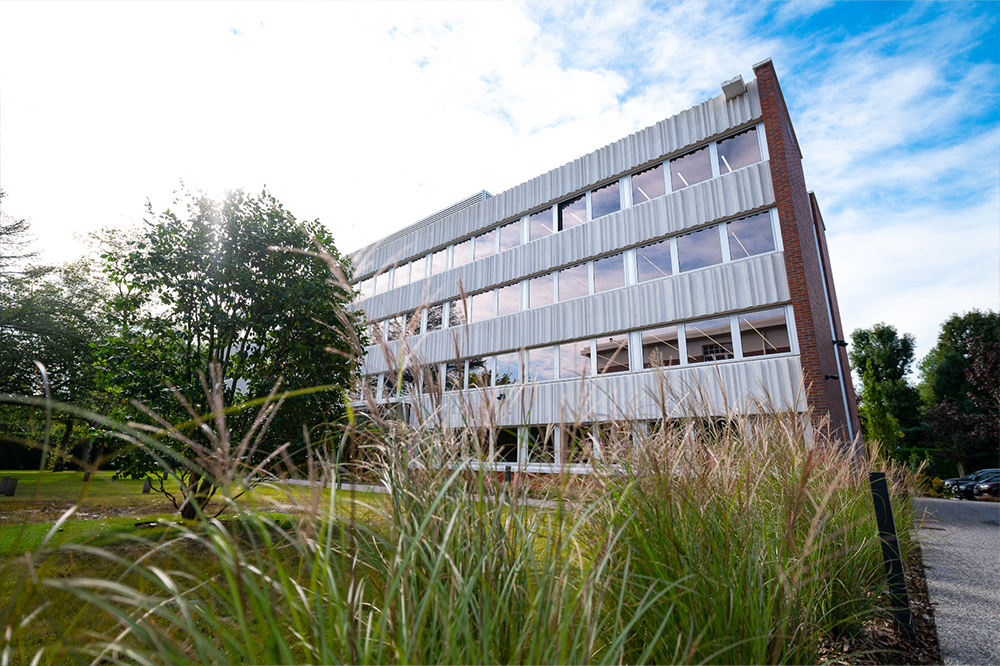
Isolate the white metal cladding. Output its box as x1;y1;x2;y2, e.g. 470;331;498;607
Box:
360;160;775;320
351;81;762;278
362;252;789;372
409;355;805;427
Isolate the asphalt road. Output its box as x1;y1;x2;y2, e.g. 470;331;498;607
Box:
912;497;1000;666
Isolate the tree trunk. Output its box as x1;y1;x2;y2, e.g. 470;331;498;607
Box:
179;473;214;520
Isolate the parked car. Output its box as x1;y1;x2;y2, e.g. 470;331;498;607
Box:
956;472;1000;500
974;480;1000;499
943;468;1000;497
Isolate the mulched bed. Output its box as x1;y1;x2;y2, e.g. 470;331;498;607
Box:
818;542;942;665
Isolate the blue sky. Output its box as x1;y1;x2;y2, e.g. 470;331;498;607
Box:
1;1;997;373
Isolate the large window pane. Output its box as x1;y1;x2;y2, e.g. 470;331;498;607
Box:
596;334;630;374
467;356;493;389
469;291;494;323
394;263;410;288
495;352;520;386
448;298;467;327
631;163;666;204
387;315;405;341
421;365;440;395
686;317;734;364
641;326;680;368
727;212;775;260
499;220;521;251
717;127;761;174
495;427;518;463
529;208;555;240
739;308;790;357
475;229;496;260
357;277;374;299
411;258;427;282
559;195;587;230
445;361;462;391
593;253;625;292
591;181;621;219
636;240;672;282
497;283;521;316
559;339;592;379
527;346;556;383
453;238;473;268
425;303;444;332
374;271;390;295
529;273;554;309
558;263;589;301
669;146;712;190
526;426;555;463
430;249;448;276
677;226;723;272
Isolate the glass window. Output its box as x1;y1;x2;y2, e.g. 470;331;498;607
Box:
739;308;790;357
527;346;556;383
445;361;462;391
374;271;390;295
453;239;473;269
475;229;496;260
641;326;680;368
495;351;520;386
529;273;554;309
495;427;519;463
367;321;384;343
467;356;493;389
686;317;734;364
559;339;592;379
425;303;444;332
387;315;405;341
669;146;712;191
559;195;587;230
591;181;621;219
496;283;520;316
411;258;427;282
717;127;761;174
430;249;448;276
677;226;723;272
596;334;630;374
394;263;410;288
421;364;440;395
448;298;467;327
558;263;589;301
499;220;521;251
727;212;775;260
529;208;555;240
593;253;625;292
562;425;591;465
405;311;421;337
636;240;672;282
469;291;494;323
631;163;666;204
526;426;555;463
357;277;374;299
384;371;398;398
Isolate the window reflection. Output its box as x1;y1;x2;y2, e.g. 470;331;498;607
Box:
445;361;462;391
593;253;625;292
727;212;775;260
453;238;473;269
739;308;790;357
469;291;494;323
529;208;555;240
636;240;672;282
559;339;592;379
529;273;554;309
641;326;680;368
558;263;589;301
591;181;621;219
374;271;390;295
686;317;734;364
425;303;444;332
495;352;520;386
411;258;427;282
527;346;556;383
596;334;630;374
448;298;467;327
499;220;521;251
669;146;712;191
387;315;405;341
526;426;555;463
420;365;440;395
496;283;520;316
430;249;448;276
394;263;410;288
559;195;587;230
631;164;666;204
677;226;723;272
467;356;493;389
475;229;496;260
717;127;761;174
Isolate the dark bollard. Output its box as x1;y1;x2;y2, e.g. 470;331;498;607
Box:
83;470;91;482
163;471;169;480
869;471;916;641
0;477;9;494
504;465;512;484
4;478;17;497
142;478;151;494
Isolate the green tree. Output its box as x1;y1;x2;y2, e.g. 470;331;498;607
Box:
97;187;365;519
857;359;903;457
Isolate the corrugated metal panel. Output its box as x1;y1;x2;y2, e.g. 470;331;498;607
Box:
410;354;804;427
352;82;762;278
362;252;789;372
360;160;774;320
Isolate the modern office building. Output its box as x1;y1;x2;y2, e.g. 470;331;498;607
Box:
349;59;860;470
